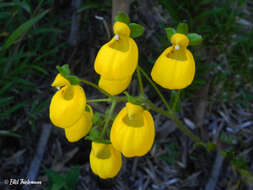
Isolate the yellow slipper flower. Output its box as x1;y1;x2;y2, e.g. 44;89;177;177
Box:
98;76;132;95
94;21;138;80
90;142;122;179
110;103;155;158
49;74;86;128
64;105;93;142
151;33;195;89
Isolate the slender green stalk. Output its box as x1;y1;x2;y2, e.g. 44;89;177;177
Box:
145;100;201;143
171;90;181;113
87;98;112;103
138;66;170;111
87;97;127;103
114;96;128;102
136;67;145;97
81;79;113;98
101;100;117;137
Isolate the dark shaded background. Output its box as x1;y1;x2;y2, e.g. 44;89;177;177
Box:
0;0;252;189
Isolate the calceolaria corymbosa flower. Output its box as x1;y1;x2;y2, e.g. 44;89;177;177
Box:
49;73;92;142
110;102;155;157
50;74;86;128
94;21;138;95
89;142;122;179
151;33;195;89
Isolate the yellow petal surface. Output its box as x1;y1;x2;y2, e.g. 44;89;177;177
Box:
113;21;130;36
151;46;195;89
49;85;86;128
51;73;71;87
110;103;155;157
64;105;93;142
170;33;189;47
90;142;122;179
98;76;132;95
94;36;138;80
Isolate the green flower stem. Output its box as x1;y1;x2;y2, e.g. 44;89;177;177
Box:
114;96;128;102
87;97;128;103
171;90;181;113
101;100;117;138
87;98;112;103
138;66;170;111
81;79;113;98
136;67;145;97
145;100;201;143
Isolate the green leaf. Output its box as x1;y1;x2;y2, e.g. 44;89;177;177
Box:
176;23;188;34
0;101;26;118
56;64;71;77
239;169;253;178
51;183;65;190
85;127;111;144
165;27;176;40
0;97;13;107
65;75;80;85
114;12;130;25
187;33;203;46
92;112;101;124
87;127;100;139
29;65;49;75
56;64;80;85
232;157;247;170
0;2;31;13
65;166;80;189
220;132;236;144
0;130;21;138
129;23;145;38
206;142;217;151
1;10;49;51
77;1;103;13
45;169;66;186
0;81;14;95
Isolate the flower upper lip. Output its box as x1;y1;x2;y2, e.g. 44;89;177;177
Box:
51;74;71;88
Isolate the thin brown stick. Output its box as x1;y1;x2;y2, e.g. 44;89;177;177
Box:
112;0;130;23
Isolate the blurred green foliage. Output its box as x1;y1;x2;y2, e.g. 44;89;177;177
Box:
160;142;179;165
45;167;80;190
0;0;66;131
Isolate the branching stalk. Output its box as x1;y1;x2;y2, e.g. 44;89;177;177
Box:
81;79;113;98
136;67;145;97
138;66;170;111
145;100;201;143
101;100;117;138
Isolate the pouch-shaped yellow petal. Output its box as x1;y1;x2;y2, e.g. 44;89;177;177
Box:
49;85;86;128
110;103;155;157
64;105;93;142
98;76;132;95
151;33;195;90
94;36;138;80
90;142;122;179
